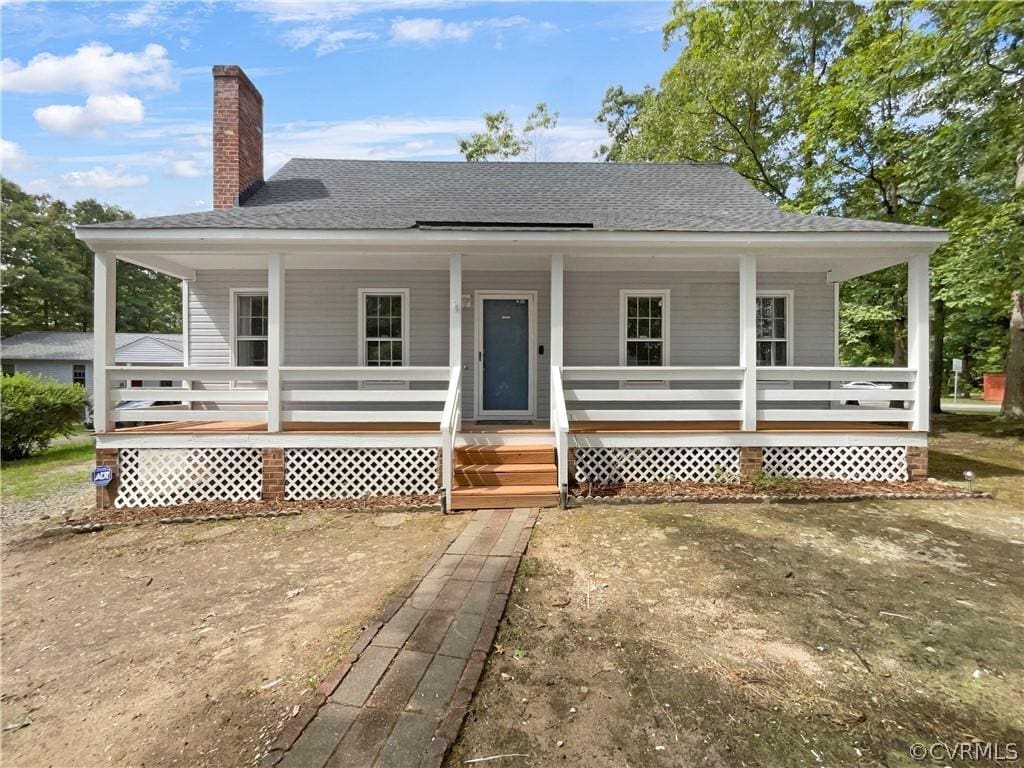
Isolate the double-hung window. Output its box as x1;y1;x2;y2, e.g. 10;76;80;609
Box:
756;293;792;366
72;364;86;386
234;292;269;366
359;290;409;367
620;291;669;366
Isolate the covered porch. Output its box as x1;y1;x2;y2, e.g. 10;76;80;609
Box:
84;227;936;508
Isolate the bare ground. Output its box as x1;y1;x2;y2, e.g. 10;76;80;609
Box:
448;418;1024;767
1;509;463;768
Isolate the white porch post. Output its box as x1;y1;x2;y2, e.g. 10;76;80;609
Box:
907;253;930;432
550;254;564;369
449;253;462;370
93;251;116;433
267;254;285;432
739;254;758;431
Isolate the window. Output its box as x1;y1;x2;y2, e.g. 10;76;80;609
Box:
620;291;669;366
359;290;409;367
233;292;268;366
72;364;86;386
756;293;792;366
160;380;174;388
1;363;14;377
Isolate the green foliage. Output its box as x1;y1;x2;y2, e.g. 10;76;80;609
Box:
0;177;182;336
750;471;800;493
457;103;559;162
0;373;90;460
598;0;1023;395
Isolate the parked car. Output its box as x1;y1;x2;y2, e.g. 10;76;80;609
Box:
840;380;893;407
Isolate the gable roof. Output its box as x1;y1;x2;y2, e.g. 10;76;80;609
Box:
81;159;939;234
2;332;183;363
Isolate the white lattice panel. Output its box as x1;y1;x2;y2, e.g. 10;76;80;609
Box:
575;447;740;485
116;448;262;508
763;446;908;482
285;448;439;500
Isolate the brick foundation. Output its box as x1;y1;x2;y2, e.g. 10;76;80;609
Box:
739;446;763;481
262;447;285;501
906;446;928;481
95;448;119;509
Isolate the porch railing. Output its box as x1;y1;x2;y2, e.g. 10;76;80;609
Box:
440;366;462;511
556;365;919;429
550;366;570;502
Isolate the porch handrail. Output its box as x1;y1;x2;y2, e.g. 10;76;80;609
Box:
562;366;744;382
440;365;462;512
551;366;570;501
755;366;917;425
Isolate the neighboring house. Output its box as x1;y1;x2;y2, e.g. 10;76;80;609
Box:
1;332;183;415
77;66;945;511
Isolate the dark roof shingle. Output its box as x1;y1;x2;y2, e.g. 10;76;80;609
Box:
85;159;940;234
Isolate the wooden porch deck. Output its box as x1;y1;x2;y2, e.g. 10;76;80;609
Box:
112;419;909;435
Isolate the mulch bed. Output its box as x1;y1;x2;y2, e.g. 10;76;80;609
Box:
56;494;441;531
574;478;986;503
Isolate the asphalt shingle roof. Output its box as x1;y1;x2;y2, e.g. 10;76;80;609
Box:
2;332;182;361
83;159;940;234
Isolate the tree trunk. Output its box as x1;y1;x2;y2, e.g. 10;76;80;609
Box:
930;298;945;414
1001;290;1024;419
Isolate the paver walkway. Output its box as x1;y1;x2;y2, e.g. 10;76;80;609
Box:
265;508;538;768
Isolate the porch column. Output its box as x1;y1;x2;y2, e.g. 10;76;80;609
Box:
907;253;930;432
449;253;462;370
267;253;285;433
93;251;116;433
550;254;564;369
739;255;758;431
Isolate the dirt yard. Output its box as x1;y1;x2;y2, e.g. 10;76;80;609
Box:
448;417;1024;767
1;510;463;767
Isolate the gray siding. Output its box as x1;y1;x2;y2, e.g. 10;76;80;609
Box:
186;267;835;421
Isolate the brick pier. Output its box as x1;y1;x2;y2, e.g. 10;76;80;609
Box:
264;508;538;768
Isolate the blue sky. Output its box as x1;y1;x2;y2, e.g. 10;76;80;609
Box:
1;0;676;218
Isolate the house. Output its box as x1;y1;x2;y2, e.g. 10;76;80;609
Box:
76;65;944;511
1;332;183;420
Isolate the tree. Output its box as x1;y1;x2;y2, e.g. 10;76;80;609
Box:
595;85;653;161
457;103;559;162
1003;291;1024;419
0;177;182;335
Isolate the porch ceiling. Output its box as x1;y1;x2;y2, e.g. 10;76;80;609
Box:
77;227;944;282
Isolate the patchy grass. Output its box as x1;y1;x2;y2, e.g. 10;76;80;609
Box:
449;414;1023;768
0;436;95;499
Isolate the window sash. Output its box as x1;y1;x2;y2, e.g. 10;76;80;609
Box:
756;295;790;366
362;292;406;367
623;293;666;367
234;292;269;367
72;364;86;386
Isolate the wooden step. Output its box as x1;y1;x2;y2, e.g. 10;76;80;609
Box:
455;444;555;465
455;463;556;487
450;484;560;510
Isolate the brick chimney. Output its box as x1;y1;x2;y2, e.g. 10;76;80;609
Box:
212;65;263;209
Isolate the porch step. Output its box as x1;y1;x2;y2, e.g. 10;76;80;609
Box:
455;445;555;466
455;463;556;487
451;443;559;510
450;485;560;511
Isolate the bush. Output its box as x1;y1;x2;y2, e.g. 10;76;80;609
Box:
1;373;89;460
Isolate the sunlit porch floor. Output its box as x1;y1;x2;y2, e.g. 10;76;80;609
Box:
112;419;910;435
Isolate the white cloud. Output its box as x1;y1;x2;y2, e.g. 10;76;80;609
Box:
34;93;145;136
61;165;149;188
1;42;173;95
166;159;204;177
391;15;530;43
111;1;167;29
0;139;28;171
240;1;462;24
283;25;377;54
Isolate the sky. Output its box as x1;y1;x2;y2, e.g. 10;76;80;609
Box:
0;0;676;218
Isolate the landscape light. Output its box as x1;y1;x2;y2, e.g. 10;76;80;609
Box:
963;470;976;492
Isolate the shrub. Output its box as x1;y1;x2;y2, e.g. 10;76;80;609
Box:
750;470;800;493
0;373;89;460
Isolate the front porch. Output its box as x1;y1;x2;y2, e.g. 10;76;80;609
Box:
87;231;933;510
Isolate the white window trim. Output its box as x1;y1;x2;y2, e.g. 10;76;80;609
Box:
618;289;671;366
229;287;269;367
357;288;411;367
755;290;794;367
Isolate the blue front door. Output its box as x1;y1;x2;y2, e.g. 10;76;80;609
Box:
481;297;531;414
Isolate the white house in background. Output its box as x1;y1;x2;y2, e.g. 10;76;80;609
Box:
1;331;183;410
76;65;945;512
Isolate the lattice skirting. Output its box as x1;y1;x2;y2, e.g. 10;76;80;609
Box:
763;446;908;482
574;447;741;485
116;448;262;508
285;447;440;500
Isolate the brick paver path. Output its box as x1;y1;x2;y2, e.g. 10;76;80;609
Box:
268;508;538;768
